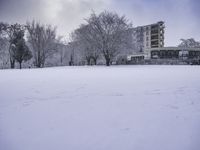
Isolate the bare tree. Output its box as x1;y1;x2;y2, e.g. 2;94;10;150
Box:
67;32;84;66
74;24;100;65
54;37;68;66
26;21;57;68
68;41;76;66
0;23;7;54
0;22;10;68
85;11;132;66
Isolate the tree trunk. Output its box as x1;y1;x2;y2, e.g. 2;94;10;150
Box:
106;58;110;66
35;53;43;68
94;59;97;65
41;62;45;68
70;54;74;66
60;56;63;66
36;63;41;68
19;62;22;69
9;45;15;69
92;57;97;65
86;57;91;65
10;60;15;69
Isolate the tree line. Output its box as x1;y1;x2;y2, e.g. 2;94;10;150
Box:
72;11;133;66
0;11;135;69
0;21;65;69
1;11;200;69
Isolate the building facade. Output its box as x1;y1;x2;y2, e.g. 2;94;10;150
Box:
133;21;165;52
145;47;200;60
126;47;200;65
121;21;200;65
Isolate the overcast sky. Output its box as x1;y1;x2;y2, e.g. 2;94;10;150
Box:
0;0;199;46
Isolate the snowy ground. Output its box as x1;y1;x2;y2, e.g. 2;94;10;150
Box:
0;65;200;150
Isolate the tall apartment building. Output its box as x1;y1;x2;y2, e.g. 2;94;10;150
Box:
133;21;165;52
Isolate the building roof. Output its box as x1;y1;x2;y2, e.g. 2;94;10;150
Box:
145;47;200;51
133;21;165;29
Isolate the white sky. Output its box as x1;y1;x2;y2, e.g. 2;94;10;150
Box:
0;0;199;46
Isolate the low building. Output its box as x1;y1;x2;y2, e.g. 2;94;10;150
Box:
145;47;200;59
124;47;200;65
127;54;145;64
143;47;200;64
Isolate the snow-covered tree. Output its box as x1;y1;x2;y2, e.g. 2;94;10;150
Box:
87;11;132;66
178;38;200;48
26;21;57;68
4;23;25;68
72;11;132;66
45;38;69;67
10;28;32;69
73;24;100;65
0;22;10;68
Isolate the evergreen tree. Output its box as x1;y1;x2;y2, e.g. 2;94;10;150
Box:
11;26;32;69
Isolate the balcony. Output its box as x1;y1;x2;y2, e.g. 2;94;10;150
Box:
151;35;159;40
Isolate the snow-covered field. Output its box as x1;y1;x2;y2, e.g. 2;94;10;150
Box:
0;65;200;150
